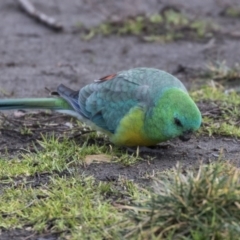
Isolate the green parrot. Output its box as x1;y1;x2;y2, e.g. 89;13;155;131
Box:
0;68;201;146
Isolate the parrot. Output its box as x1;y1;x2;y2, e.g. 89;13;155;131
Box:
0;68;201;146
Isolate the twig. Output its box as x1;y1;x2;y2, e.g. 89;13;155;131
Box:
16;0;63;31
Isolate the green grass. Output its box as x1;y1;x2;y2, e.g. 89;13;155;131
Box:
81;9;217;42
193;85;240;138
0;134;143;183
0;175;123;239
0;135;106;179
191;72;240;138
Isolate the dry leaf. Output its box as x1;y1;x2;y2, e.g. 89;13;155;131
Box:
65;122;73;128
14;110;26;117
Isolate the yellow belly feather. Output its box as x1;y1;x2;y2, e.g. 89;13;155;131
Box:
110;107;158;146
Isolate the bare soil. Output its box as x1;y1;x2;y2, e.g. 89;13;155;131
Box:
0;0;240;239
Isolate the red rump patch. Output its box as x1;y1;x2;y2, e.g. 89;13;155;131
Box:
98;73;117;82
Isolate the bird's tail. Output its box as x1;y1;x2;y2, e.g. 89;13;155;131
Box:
0;97;73;111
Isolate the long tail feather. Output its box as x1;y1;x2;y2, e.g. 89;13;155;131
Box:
0;98;73;111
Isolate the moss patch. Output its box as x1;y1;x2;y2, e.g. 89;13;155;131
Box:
222;6;240;18
81;9;217;42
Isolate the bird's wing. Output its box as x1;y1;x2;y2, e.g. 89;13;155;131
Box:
78;72;151;133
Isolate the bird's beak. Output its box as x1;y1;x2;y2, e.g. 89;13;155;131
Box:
179;130;192;142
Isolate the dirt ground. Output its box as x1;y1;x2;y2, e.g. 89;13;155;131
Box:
0;0;240;239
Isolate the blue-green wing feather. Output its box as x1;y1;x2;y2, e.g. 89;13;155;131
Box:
79;75;142;133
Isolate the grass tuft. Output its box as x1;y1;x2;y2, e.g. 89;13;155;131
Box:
123;162;240;239
206;61;240;84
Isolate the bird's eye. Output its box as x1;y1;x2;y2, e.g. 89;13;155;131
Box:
174;117;182;127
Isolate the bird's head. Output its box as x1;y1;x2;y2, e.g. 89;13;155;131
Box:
145;88;202;143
